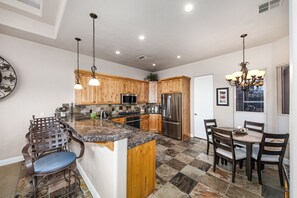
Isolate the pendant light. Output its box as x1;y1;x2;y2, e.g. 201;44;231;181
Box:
74;38;83;90
88;13;100;86
225;34;265;91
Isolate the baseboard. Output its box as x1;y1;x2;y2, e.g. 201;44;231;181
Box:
0;155;24;166
76;161;101;198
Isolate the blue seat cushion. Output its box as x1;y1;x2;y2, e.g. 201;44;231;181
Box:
34;151;76;174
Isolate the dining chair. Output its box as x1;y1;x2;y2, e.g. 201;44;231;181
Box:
204;119;217;155
244;121;265;133
252;132;289;186
22;116;85;197
211;127;246;183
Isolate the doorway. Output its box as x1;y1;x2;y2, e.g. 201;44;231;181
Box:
194;74;214;139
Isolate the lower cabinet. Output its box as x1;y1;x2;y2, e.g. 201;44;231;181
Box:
148;114;161;132
140;115;149;131
127;140;156;198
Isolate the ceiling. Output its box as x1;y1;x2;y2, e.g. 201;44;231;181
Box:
0;0;289;72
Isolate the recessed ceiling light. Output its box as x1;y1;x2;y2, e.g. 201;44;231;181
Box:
152;63;156;67
177;55;181;59
184;4;193;12
115;51;120;55
139;35;145;40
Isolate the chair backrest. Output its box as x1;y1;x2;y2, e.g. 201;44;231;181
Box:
258;132;289;162
244;120;264;133
204;119;217;138
29;116;68;158
211;127;235;160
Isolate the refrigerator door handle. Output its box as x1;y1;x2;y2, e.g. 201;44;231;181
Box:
163;120;181;125
167;95;172;119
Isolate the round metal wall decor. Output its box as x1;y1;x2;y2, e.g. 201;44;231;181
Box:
0;56;17;100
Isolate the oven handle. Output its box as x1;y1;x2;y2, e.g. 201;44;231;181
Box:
126;120;141;123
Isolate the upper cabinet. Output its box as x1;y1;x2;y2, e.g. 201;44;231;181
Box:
160;78;182;93
75;70;149;105
148;81;158;103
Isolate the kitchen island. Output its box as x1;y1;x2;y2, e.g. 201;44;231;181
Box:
63;118;157;198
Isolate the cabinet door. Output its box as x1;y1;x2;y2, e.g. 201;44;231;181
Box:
149;114;159;131
171;78;182;93
96;76;110;104
149;82;157;103
140;118;149;131
161;81;171;93
110;78;124;104
157;82;162;104
143;82;149;103
124;80;135;93
157;114;162;132
75;75;96;104
134;82;142;100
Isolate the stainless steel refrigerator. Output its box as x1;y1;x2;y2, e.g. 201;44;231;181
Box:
161;93;182;140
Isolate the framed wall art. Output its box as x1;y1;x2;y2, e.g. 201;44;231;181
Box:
216;87;229;106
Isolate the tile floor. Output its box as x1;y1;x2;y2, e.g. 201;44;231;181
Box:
0;135;285;198
150;135;285;198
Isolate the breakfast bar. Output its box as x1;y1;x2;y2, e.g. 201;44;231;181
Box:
63;118;157;198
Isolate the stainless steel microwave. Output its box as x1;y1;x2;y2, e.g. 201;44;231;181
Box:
121;94;137;105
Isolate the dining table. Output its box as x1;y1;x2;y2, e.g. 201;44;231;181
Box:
217;127;263;181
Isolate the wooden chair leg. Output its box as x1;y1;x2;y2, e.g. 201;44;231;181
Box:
257;162;262;185
225;159;227;165
221;157;224;165
239;160;243;169
207;142;209;155
278;164;284;186
213;155;217;172
232;162;236;183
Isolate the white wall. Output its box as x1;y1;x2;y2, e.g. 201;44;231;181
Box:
0;34;149;161
157;36;289;136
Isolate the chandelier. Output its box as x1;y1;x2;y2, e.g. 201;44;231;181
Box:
225;34;265;91
88;13;100;86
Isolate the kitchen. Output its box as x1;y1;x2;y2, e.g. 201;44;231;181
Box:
0;0;295;198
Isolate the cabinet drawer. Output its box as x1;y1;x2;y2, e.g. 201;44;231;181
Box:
112;118;126;124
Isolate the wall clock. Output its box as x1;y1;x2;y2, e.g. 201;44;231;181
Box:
0;56;17;100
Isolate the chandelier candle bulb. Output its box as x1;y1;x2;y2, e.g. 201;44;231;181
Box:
233;71;242;78
225;75;233;80
257;70;266;77
248;70;259;76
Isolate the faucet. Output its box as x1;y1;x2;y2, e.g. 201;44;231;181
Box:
100;110;107;120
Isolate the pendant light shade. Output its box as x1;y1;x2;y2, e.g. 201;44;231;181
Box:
74;37;83;90
88;13;100;86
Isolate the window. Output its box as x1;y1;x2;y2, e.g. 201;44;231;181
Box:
277;65;290;114
236;86;264;112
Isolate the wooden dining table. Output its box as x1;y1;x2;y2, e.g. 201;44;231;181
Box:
217;127;263;181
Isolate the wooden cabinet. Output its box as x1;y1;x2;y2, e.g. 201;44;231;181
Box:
158;114;162;132
149;81;158;103
157;82;162;104
127;140;156;198
111;117;125;125
75;70;149;105
75;74;96;104
160;78;182;93
140;114;149;131
148;114;159;132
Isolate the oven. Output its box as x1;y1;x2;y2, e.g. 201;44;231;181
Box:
126;116;140;129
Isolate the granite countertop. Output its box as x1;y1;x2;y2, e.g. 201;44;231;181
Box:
63;117;158;149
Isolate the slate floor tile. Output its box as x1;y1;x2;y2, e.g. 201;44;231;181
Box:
182;149;199;158
169;172;198;194
148;182;190;198
174;153;194;164
180;165;205;181
156;164;179;182
226;183;261;198
189;159;212;172
164;149;180;157
198;174;229;194
262;184;284;198
156;160;163;168
189;183;225;198
166;158;187;171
